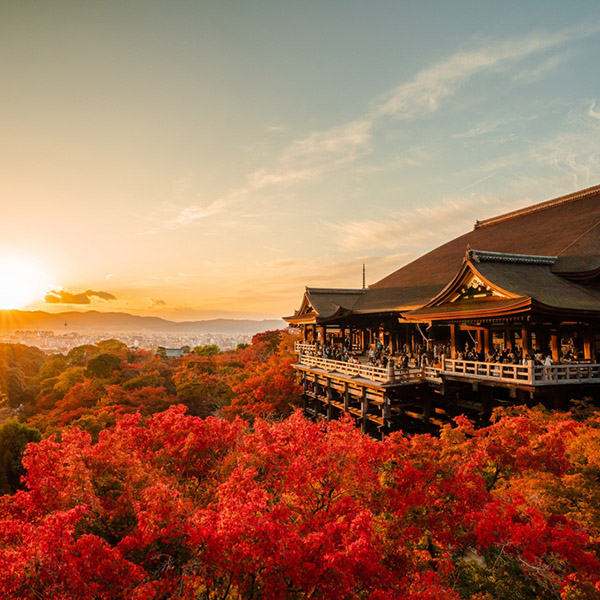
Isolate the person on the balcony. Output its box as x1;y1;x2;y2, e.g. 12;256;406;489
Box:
544;354;553;379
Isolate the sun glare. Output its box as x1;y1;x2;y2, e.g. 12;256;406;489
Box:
0;257;49;310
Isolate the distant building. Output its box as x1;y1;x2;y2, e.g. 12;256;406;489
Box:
156;346;189;359
285;184;600;435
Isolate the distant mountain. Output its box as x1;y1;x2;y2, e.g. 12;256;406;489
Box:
0;310;286;335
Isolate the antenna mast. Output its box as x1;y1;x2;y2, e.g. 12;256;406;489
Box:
362;263;366;289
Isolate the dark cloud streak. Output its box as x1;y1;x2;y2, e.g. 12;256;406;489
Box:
45;289;117;305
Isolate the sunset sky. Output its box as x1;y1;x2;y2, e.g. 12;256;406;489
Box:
2;1;600;320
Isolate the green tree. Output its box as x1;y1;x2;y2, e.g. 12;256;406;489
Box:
85;353;122;379
0;419;41;494
193;344;220;357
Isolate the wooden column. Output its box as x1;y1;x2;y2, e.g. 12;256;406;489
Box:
551;329;560;362
504;328;512;350
361;388;368;434
450;324;458;359
320;325;327;344
521;324;531;356
484;328;492;356
477;329;484;354
326;379;332;421
583;330;592;360
302;373;308;411
343;382;350;411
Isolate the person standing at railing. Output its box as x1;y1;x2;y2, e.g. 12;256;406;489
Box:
544;354;553;380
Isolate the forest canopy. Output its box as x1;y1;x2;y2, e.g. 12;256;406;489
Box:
0;334;599;598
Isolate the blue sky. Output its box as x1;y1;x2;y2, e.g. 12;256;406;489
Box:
2;1;600;319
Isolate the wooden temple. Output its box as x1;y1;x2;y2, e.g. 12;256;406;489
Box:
284;184;600;435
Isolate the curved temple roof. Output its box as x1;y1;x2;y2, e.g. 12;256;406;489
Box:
285;184;600;324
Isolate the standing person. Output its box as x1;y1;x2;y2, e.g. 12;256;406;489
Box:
544;354;553;380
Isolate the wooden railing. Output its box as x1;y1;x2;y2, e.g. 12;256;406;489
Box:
441;358;600;385
295;342;318;354
297;354;391;383
294;343;600;387
442;358;533;383
532;363;600;384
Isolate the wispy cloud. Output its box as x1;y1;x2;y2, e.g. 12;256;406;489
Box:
371;26;596;121
455;120;508;139
45;289;117;305
152;22;600;234
513;52;571;82
326;192;536;254
459;172;497;191
589;101;600;119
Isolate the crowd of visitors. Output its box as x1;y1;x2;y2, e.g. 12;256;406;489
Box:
300;338;587;370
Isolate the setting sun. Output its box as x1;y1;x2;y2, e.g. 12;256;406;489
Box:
0;257;49;310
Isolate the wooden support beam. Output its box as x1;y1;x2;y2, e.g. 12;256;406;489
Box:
484;327;492;356
551;329;560;363
521;324;531;356
383;395;391;423
344;382;350;411
583;330;592;360
326;378;332;421
477;329;484;354
302;372;308;411
361;388;368;434
450;324;458;359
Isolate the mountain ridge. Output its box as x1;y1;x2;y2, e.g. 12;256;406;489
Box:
0;310;286;334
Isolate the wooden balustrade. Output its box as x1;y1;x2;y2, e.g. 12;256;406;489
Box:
295;343;600;387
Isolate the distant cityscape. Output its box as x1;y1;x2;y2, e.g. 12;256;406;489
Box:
0;329;253;354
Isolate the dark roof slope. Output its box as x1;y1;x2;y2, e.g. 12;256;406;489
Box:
305;287;365;319
372;184;600;292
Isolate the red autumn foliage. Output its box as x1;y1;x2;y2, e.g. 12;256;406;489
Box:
1;405;599;599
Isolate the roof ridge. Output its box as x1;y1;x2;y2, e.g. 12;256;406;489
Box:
474;183;600;229
469;248;557;265
306;287;366;294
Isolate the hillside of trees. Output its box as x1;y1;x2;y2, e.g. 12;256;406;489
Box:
0;333;599;598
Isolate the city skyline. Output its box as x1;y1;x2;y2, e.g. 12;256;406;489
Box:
3;1;600;320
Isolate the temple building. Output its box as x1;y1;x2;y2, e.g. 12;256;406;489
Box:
284;184;600;435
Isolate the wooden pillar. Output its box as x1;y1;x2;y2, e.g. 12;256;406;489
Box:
551;329;560;362
477;329;484;354
360;329;365;352
344;382;350;412
383;394;391;423
320;325;327;345
504;328;512;350
450;324;458;359
326;379;332;421
361;388;368;434
302;372;308;411
521;324;531;356
583;329;592;360
484;328;492;356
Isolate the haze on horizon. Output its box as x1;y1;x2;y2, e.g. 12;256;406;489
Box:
2;0;600;321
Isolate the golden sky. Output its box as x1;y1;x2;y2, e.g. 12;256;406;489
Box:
3;1;600;320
